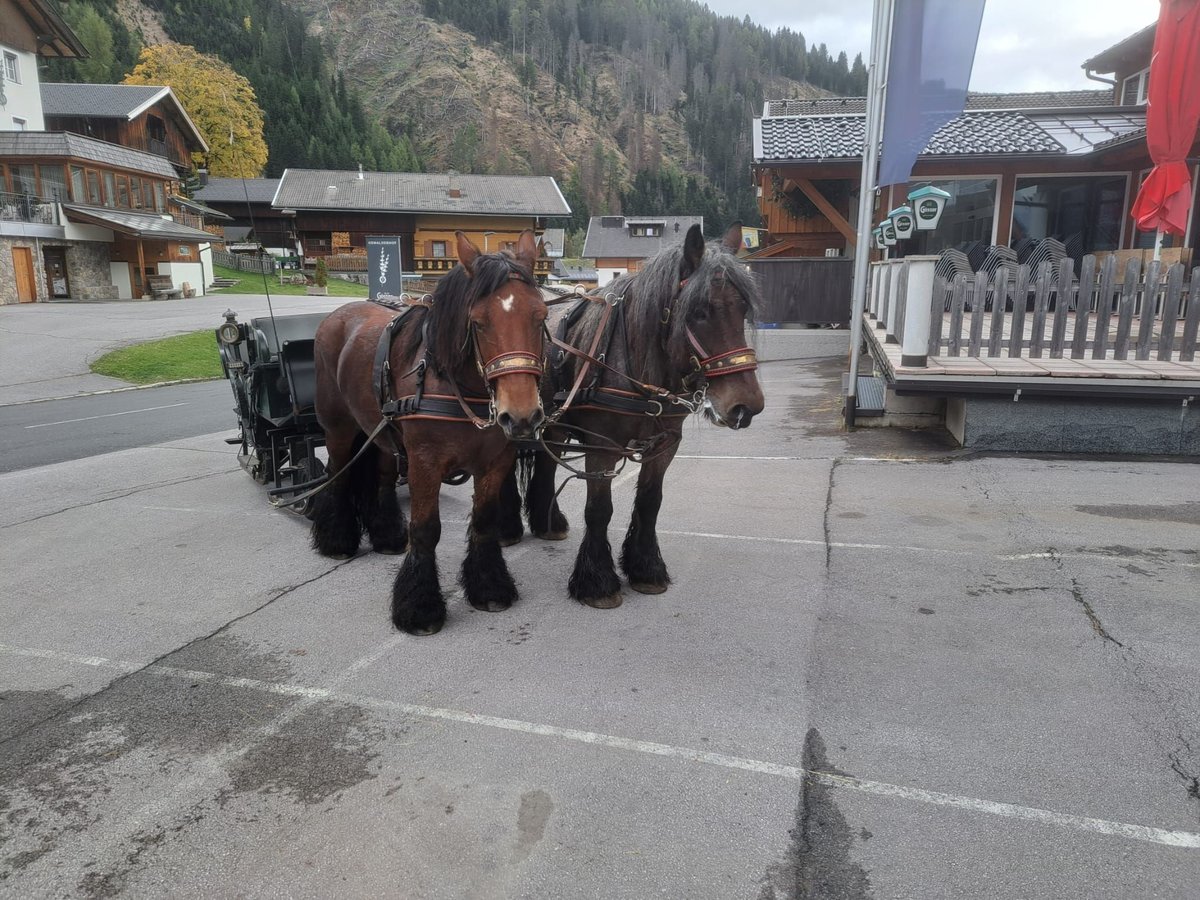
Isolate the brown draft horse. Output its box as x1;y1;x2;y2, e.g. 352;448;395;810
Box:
311;230;547;635
502;223;765;608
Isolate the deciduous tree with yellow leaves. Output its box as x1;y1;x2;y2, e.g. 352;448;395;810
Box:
124;43;268;178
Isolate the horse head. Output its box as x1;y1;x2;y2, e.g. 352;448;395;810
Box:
670;223;765;429
455;229;548;440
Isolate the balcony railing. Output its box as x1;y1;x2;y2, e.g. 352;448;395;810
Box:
414;256;554;276
302;250;554;278
0;191;60;226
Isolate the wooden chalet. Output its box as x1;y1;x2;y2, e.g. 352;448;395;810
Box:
1;1;222;304
41;82;208;177
581;215;703;286
269;169;571;277
751;24;1199;268
192;176;289;252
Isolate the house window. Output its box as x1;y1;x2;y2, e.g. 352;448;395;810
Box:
904;178;998;255
86;171;102;205
104;172;116;208
1122;68;1149;106
154;183;165;211
10;164;35;196
38;165;70;202
142;181;155;210
129;177;143;209
11;117;26;131
70;166;85;201
116;176;130;208
630;225;661;237
1012;175;1126;256
3;52;19;84
431;241;447;258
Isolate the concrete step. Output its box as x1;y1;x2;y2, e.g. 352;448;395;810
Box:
856;375;886;416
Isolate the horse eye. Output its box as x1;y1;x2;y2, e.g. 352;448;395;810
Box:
691;307;709;323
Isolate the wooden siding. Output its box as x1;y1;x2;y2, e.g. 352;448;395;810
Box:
746;257;854;325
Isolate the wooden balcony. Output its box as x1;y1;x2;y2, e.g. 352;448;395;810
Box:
413;257;554;277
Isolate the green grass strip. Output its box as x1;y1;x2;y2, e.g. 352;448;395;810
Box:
91;329;223;385
210;264;368;297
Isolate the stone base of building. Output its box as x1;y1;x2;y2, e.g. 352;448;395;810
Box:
1;237;115;305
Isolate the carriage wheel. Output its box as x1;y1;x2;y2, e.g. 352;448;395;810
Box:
296;455;327;520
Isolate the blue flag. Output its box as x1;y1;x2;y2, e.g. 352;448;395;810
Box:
878;0;986;188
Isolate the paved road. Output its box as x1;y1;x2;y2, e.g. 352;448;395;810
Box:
0;381;235;474
1;348;1198;899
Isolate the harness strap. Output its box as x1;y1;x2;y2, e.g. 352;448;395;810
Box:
685;324;758;378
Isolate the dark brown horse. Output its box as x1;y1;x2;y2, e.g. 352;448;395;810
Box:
504;223;764;608
311;230;547;635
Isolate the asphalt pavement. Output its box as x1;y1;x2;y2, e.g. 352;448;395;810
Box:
1;331;1198;898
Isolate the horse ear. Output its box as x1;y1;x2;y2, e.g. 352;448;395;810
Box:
455;231;480;275
721;221;743;254
680;224;705;280
514;229;538;269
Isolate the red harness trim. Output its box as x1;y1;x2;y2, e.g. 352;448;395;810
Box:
685;324;759;378
482;351;544;380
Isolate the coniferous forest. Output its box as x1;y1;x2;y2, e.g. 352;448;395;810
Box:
43;0;866;241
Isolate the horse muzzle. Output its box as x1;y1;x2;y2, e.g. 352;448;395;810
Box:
497;405;546;440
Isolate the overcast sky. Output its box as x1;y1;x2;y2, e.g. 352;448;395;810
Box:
701;0;1161;92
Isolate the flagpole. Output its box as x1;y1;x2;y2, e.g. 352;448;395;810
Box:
844;0;894;427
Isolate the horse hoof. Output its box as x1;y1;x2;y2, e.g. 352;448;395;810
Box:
374;547;406;556
580;592;623;609
470;598;513;613
628;581;668;595
499;535;523;548
533;529;569;541
403;621;444;636
328;552;353;560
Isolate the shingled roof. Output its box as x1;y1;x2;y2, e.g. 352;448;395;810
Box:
194;177;281;205
0;131;177;179
61;205;223;241
272;169;571;217
581;215;702;259
753;107;1147;163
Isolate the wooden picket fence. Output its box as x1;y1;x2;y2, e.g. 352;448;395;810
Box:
212;249;276;275
883;255;1200;362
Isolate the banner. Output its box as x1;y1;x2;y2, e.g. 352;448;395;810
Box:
366;235;403;300
878;0;986;188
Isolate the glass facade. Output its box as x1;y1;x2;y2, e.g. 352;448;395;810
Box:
10;164;36;196
39;165;69;202
903;178;997;254
1012;176;1126;256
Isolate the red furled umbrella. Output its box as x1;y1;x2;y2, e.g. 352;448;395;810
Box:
1130;0;1200;237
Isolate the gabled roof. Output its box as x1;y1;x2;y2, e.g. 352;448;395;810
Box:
40;83;210;152
169;194;232;221
271;169;572;217
0;131;178;178
1082;23;1157;74
8;0;88;58
194;177;281;205
540;227;565;257
581;215;702;260
753;107;1148;164
61;204;223;242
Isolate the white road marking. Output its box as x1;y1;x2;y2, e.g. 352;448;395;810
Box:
675;455;928;462
2;641;1196;850
24;402;187;429
500;294;515;313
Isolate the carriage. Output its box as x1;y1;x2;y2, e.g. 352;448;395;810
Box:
215;308;328;513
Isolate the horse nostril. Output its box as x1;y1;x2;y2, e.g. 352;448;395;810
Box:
497;411;515;433
529;406;546;429
729;405;754;429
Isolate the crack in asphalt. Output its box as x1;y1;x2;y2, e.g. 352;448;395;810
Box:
1070;578;1126;649
822;458;841;574
0;468;237;530
0;560;354;752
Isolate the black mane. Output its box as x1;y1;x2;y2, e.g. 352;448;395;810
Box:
401;251;536;377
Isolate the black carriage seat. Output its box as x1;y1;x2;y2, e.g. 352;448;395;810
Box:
251;313;330;364
280;338;318;418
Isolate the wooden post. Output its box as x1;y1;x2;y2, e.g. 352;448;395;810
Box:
137;239;147;299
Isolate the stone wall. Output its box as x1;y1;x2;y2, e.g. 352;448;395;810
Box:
0;238;49;305
0;239;117;304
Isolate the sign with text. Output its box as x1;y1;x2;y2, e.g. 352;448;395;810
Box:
366;235;403;300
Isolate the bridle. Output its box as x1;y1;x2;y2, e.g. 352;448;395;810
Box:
662;269;759;393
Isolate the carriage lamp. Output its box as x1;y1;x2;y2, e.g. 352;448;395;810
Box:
881;220;897;246
888;205;916;240
872;226;886;250
218;310;241;345
907;185;951;231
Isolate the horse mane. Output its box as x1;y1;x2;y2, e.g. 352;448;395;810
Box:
590;235;759;386
400;251;537;377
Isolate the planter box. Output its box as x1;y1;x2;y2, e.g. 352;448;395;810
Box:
306;286;328;296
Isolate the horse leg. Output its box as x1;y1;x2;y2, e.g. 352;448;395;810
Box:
460;459;520;612
310;427;363;559
567;451;622;608
364;441;408;554
619;448;677;594
497;464;524;547
391;456;446;635
524;449;569;540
